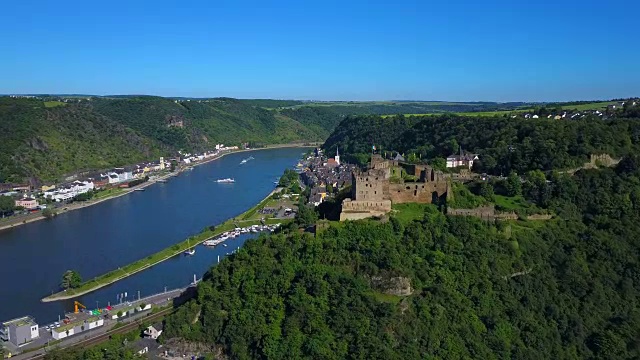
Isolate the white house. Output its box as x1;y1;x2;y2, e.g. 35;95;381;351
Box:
106;173;119;184
115;169;133;183
143;325;162;340
44;181;94;202
446;149;479;170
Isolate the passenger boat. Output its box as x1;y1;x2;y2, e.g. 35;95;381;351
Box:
216;178;235;183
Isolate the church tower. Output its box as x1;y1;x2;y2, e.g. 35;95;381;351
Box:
335;147;340;165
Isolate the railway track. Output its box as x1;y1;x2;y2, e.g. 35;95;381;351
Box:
22;307;174;360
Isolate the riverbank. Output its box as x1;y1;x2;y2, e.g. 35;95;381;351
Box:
41;185;288;302
0;142;317;233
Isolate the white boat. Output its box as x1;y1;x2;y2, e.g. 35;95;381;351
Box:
184;248;195;256
223;243;228;247
203;239;223;246
240;156;254;165
216;178;235;183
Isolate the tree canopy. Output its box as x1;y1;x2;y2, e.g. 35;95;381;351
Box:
161;157;640;359
61;270;82;290
323;113;640;174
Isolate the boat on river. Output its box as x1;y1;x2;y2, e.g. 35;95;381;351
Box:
216;178;235;183
240;156;255;165
184;248;195;256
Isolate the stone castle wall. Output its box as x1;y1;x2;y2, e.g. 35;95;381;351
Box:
352;170;387;202
447;205;553;221
340;198;392;221
388;182;448;204
340;156;450;221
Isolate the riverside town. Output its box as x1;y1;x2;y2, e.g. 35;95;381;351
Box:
0;144;240;229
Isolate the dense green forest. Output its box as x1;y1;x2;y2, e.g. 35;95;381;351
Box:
0;97;167;183
323;113;640;174
154;156;640;359
0;97;336;183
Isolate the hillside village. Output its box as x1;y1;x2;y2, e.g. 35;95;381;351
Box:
514;99;639;120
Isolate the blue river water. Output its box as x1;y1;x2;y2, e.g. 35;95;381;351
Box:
0;147;307;324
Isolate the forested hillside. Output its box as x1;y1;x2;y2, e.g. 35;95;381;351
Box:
0;98;167;183
0;97;332;183
160;157;640;359
323;114;640;174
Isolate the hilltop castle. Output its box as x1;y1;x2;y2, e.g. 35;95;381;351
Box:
340;154;451;221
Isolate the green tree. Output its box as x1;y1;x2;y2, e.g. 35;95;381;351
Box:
0;196;15;216
42;207;57;219
61;270;82;290
505;172;522;196
430;157;447;171
479;182;495;201
295;205;318;227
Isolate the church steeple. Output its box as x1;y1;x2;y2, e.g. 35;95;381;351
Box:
335;146;340;165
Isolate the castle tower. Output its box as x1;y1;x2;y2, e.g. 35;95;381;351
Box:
159;157;165;170
335;147;340;165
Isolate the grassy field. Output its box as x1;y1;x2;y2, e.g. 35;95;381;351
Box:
391;203;433;224
43;190;291;302
559;101;616;111
92;188;126;200
369;291;403;304
457;110;529;117
381;109;531;118
493;195;532;211
44;101;67;108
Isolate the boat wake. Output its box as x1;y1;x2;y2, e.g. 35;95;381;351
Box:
239;156;255;165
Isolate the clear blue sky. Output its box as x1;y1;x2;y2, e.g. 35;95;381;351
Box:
1;0;638;102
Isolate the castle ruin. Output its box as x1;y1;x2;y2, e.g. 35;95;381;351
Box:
340;155;450;221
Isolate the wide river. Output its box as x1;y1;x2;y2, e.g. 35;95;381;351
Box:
0;147;307;324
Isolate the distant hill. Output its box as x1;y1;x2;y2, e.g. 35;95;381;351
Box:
0;97;332;183
2;95;632;183
322;113;640;174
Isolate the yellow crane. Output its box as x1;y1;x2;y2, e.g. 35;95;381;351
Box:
74;301;86;314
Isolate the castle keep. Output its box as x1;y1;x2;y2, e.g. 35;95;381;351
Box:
340;155;450;221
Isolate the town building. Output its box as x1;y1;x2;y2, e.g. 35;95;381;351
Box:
446;148;479;170
51;317;104;340
44;181;94;202
15;197;39;209
143;325;163;340
0;316;39;346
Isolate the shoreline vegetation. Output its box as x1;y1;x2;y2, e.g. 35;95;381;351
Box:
40;144;311;302
0;142;317;232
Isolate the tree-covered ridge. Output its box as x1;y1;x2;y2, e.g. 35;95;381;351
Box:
163;158;640;359
0;96;330;182
0;97;166;183
323;114;640;174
